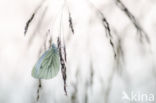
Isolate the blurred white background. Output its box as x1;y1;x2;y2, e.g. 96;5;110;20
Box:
0;0;156;103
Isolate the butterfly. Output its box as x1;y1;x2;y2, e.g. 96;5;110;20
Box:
32;44;60;79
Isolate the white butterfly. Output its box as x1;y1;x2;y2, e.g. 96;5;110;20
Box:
32;44;60;79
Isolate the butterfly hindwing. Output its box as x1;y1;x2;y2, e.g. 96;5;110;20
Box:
31;50;49;78
32;45;60;79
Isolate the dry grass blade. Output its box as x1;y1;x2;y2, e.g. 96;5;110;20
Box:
115;0;150;44
71;68;79;103
57;37;67;95
116;37;125;74
24;13;35;35
87;0;117;59
36;79;42;102
28;7;48;46
84;82;88;103
84;60;94;103
24;0;47;36
68;12;74;34
64;45;67;62
101;14;117;59
88;60;94;87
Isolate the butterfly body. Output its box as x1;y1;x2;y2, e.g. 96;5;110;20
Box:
32;44;60;79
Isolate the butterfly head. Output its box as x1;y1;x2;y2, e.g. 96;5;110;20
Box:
52;43;56;48
52;43;58;52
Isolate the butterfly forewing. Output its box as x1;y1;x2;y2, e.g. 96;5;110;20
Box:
32;46;60;79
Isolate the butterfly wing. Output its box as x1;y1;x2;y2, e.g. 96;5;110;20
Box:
31;50;49;79
32;47;60;79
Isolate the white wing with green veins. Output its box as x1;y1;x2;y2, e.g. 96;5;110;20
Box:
32;45;60;79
